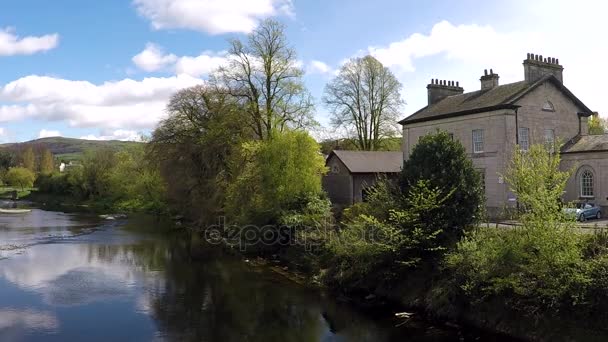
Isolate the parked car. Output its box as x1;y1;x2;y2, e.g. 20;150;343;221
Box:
563;202;602;222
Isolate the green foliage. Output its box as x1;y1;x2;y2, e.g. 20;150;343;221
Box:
225;130;327;226
588;114;606;135
5;167;36;190
504;143;572;222
21;147;36;171
39;148;55;174
442;143;608;321
108;145;166;213
324;180;451;288
400;131;483;241
148;85;248;222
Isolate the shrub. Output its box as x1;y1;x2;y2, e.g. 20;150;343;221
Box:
400;131;483;243
324;180;450;288
5;167;36;190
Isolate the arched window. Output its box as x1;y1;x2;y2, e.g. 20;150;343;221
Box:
542;101;555;112
580;169;594;197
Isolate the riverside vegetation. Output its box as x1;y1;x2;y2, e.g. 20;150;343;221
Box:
3;19;608;341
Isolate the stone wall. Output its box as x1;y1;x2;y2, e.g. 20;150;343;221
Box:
561;151;608;211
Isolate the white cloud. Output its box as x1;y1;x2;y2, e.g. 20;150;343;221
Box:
365;7;608;118
175;51;229;77
307;60;333;75
132;43;177;72
132;43;228;77
133;0;294;34
38;129;61;138
0;27;59;56
0;74;203;130
80;129;141;141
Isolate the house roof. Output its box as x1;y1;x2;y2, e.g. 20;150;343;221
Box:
328;150;403;173
399;75;593;125
561;134;608;154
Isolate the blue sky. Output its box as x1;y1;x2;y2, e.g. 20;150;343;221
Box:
0;0;606;142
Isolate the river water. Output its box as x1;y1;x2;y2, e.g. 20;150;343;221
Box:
0;206;514;341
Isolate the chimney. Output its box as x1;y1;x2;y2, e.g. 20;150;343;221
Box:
427;79;464;105
523;53;563;83
480;69;499;90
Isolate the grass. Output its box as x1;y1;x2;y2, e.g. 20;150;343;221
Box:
0;187;35;199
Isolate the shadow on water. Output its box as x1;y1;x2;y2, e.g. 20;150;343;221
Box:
0;211;517;342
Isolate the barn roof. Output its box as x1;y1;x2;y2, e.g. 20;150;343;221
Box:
328;150;403;173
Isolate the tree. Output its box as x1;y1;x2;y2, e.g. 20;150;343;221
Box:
225;129;327;225
148;85;249;221
214;19;315;140
39;148;55;174
323;55;404;151
400;131;483;241
81;148;116;198
504;143;572;220
0;149;16;170
588;113;606;135
5;167;36;190
21;146;35;171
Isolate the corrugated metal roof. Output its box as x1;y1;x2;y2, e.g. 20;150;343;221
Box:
329;150;403;173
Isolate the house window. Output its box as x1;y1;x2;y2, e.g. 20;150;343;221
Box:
581;169;594;197
542;101;555;112
518;127;530;151
544;129;555;149
472;129;484;153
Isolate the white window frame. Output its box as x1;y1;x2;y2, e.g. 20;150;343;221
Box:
518;127;530;151
472;129;484;153
580;169;594;198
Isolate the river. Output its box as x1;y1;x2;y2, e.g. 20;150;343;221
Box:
0;205;516;341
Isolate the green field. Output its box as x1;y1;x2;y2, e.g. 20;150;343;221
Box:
1;137;141;162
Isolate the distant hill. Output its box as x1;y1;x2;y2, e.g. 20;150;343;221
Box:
0;137;141;162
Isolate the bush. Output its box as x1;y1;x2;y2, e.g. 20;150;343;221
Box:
400;131;483;243
441;144;608;321
324;180;450;289
5;167;36;190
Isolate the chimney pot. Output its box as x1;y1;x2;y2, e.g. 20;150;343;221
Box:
523;52;563;83
484;69;488;76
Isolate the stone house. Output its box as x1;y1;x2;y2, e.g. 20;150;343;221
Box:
323;150;403;206
400;53;605;216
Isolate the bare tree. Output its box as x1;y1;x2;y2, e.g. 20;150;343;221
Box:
323;55;404;151
214;19;315;140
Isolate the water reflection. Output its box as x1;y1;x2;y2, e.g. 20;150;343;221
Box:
0;211;507;341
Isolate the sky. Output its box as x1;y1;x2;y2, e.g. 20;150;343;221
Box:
0;0;607;142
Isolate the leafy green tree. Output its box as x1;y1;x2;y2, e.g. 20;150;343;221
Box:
21;146;35;171
0;149;16;170
39;148;55;174
225;130;327;225
148;85;249;221
5;167;36;190
505;143;572;221
109;145;167;213
81;148;116;198
588;113;606;135
214;19;315;140
400;131;483;241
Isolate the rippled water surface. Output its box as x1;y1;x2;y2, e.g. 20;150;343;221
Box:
0;206;513;341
